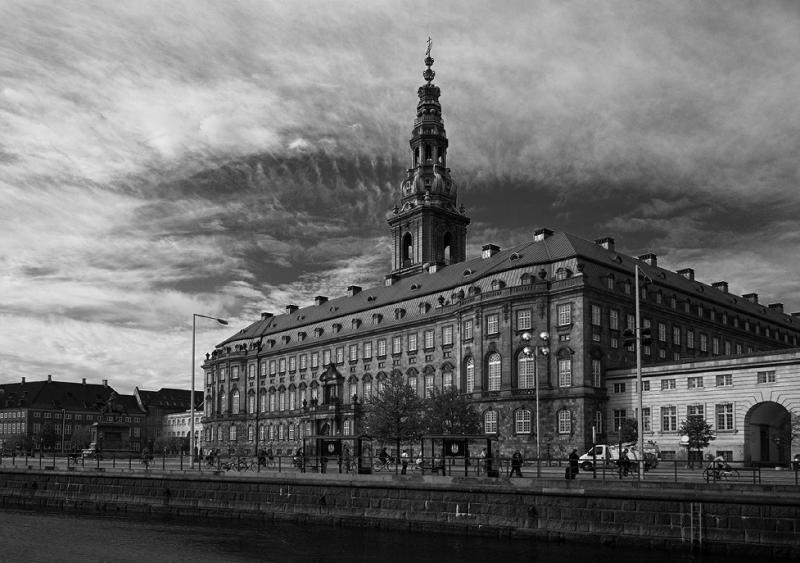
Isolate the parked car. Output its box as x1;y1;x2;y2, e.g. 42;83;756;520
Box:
82;443;102;460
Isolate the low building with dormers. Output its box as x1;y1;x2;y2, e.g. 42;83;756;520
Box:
606;348;800;466
200;52;800;460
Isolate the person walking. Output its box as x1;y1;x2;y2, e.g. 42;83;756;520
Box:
400;449;410;474
510;450;523;477
568;449;579;479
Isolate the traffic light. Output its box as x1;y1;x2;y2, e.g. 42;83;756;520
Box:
641;327;652;346
622;328;636;347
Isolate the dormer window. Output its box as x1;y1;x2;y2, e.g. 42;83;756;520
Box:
332;323;342;333
490;279;506;290
297;331;307;341
351;319;362;329
510;252;521;261
314;328;324;337
419;302;431;314
555;268;572;281
372;313;383;325
463;269;473;277
394;308;406;320
281;335;290;344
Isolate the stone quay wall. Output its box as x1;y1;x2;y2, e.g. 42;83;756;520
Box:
0;469;798;557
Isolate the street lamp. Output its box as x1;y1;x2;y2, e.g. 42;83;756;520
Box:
521;330;550;477
191;313;228;467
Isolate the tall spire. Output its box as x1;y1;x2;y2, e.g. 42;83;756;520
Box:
387;41;470;278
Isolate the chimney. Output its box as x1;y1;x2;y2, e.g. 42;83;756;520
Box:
711;281;729;293
102;379;108;387
742;293;758;304
595;237;615;251
677;268;695;280
285;304;299;314
314;296;328;306
82;378;86;385
768;303;784;313
47;374;52;382
638;253;657;267
385;274;398;286
481;244;500;258
533;228;554;242
260;312;274;320
347;285;362;297
21;376;25;384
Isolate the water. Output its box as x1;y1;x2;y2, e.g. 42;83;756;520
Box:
0;508;784;562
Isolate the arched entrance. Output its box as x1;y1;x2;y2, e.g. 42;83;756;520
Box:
743;401;791;467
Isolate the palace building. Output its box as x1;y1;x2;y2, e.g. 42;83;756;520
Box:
200;52;800;460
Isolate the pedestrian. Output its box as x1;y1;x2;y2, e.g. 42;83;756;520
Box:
568;448;579;479
478;447;487;475
401;448;409;474
510;450;523;477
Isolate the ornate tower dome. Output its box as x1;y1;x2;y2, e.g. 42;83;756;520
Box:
388;40;470;278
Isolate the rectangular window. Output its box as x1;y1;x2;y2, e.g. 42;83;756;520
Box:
363;341;372;360
661;378;676;391
299;354;307;370
613;409;627;430
392;336;402;355
335;347;344;364
658;323;666;342
661;406;677;432
311;353;319;369
716;403;734;430
558;358;572;387
712;337;720;355
288;356;296;371
248;364;255;379
724;341;731;355
278;358;286;373
442;325;453;346
613;382;626;393
687;376;704;389
463;319;474;340
322;349;331;365
641;380;650;391
609;309;619;330
269;360;277;375
486;313;499;335
349;344;358;362
232;365;239;379
715;374;732;387
407;333;418;352
626;313;635;330
377;339;387;357
699;333;708;352
591;304;601;326
591;359;602;387
516;309;532;330
424;329;434;349
672;326;681;346
595;411;603;433
687;330;695;349
424;374;434;398
557;304;572;326
260;361;267;376
642;407;651;432
687;404;704;418
757;370;776;384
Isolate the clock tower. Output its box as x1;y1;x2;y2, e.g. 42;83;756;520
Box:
388;43;470;278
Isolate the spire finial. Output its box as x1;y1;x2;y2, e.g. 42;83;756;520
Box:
423;37;435;83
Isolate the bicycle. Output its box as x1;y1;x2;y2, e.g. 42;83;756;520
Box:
372;457;395;472
703;465;740;482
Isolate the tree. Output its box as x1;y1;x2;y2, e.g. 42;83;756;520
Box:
679;415;714;469
362;373;424;458
616;418;638;444
421;386;481;436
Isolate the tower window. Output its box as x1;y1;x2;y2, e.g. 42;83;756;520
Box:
443;232;452;263
402;233;413;265
425;144;432;162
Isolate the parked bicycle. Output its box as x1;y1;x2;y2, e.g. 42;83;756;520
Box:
703;465;740;482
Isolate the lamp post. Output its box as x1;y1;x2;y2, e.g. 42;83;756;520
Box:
521;330;550;477
191;313;228;467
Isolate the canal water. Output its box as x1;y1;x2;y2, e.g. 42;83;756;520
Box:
0;508;780;562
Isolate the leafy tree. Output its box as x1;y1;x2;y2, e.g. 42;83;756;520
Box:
362;372;424;458
421;386;481;435
71;425;92;450
616;418;638;444
679;415;714;468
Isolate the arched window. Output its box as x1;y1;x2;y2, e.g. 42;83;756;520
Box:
259;390;267;412
518;354;535;389
515;409;532;434
362;374;373;399
231;389;240;413
299;385;307;406
408;375;417;395
205;395;212;416
247;392;255;413
218;391;226;414
269;391;276;412
442;367;453;389
229;424;237;441
558;358;572;387
279;388;286;411
247;425;254;441
258;424;266;441
487;352;502;391
465;357;475;392
558;410;572;434
278;424;285;441
484;410;498;434
288;423;295;441
289;387;296;410
402;232;413;264
268;425;275;441
443;232;452;263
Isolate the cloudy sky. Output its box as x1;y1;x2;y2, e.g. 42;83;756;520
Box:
2;0;799;394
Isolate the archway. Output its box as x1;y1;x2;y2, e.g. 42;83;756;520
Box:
743;401;791;466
